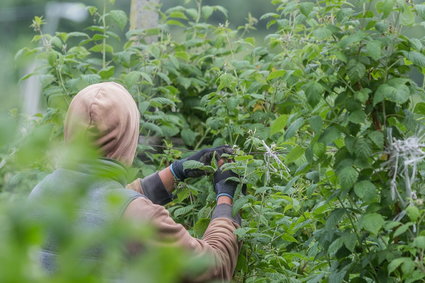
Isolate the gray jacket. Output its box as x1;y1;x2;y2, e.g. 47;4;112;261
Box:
29;159;143;273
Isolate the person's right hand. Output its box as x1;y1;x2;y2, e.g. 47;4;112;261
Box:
213;168;240;200
170;145;233;181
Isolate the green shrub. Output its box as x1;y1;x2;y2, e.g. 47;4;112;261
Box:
4;0;425;281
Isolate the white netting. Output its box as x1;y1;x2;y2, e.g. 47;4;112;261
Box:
261;140;290;185
382;129;425;207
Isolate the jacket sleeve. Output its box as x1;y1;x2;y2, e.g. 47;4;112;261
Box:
127;174;173;205
123;197;240;282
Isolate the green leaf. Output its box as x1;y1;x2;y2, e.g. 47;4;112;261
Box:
281;233;298;243
394;223;412;237
401;258;415;274
406;205;420;221
417;4;425;20
218;73;236;91
300;2;314;16
376;0;395;18
193;218;210;237
15;47;38;60
413;236;425;249
181;128;197;146
174;205;195;218
388;257;410;274
234;227;255;239
267;70;286;80
354;88;371;103
366;40;382;60
404;51;425;67
235;155;253;162
326;209;346;229
345;136;356;154
81;74;101;84
319;126;341;145
348;110;366;124
140;72;153;85
337;166;358;189
50;36;62;49
373;78;410;105
354;180;377;202
157;72;171;84
123;71;141;86
213;6;228;18
286;146;304;163
309;116;323;133
99;66;115;79
201;6;214;19
177;77;191;89
109;10;128;30
182;160;204;170
87;6;97;16
169;10;188;20
143;122;163;135
313;27;333;40
150;97;175;107
284;118;304;140
90;44;113;53
400;7;415;26
304;81;324;107
328;237;344;256
260;13;279;21
414;102;425;115
232;196;249;215
166;20;185;27
409;38;423;51
360;213;385;235
197;206;212;219
368;131;384;148
329;270;348;283
66;31;89;40
347;60;366;82
334;51;347;63
342;233;357;252
339;31;366;49
270;115;288;136
185;8;198;20
355;138;372;160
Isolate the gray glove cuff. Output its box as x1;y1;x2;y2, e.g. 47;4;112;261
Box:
215;179;236;198
211;203;241;225
140;173;173;205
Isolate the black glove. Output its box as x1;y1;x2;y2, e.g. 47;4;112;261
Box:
170;145;233;181
213;168;239;200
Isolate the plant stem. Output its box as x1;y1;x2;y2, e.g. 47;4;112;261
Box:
194;127;210;150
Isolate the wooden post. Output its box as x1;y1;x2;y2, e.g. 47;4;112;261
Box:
130;0;159;44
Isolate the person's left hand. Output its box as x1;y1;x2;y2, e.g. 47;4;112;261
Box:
170;145;233;181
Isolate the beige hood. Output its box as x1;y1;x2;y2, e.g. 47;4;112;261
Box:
64;82;140;166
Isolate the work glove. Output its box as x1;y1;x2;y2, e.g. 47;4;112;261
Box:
170;145;233;181
213;168;240;200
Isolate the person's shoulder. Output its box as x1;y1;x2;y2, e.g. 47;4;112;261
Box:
123;196;165;220
28;169;61;199
126;178;142;193
28;168;86;199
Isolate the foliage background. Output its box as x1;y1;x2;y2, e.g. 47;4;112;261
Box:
2;0;425;282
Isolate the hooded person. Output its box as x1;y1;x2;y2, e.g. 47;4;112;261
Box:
29;82;241;281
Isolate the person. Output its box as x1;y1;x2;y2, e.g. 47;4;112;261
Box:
29;82;241;282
